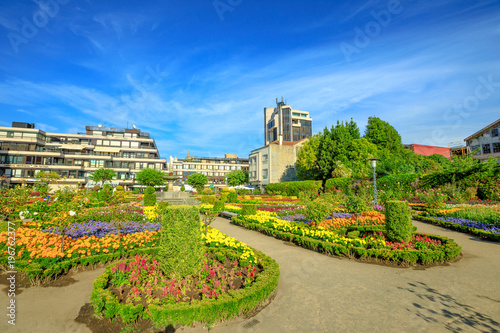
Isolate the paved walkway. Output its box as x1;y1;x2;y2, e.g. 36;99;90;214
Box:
184;218;500;333
2;218;499;333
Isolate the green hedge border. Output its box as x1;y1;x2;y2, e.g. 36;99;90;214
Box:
0;247;161;281
414;215;500;242
90;246;279;328
231;217;461;266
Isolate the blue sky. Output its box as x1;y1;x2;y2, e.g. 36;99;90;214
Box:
0;0;499;160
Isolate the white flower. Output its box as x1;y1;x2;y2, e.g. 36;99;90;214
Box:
69;210;77;216
33;212;38;215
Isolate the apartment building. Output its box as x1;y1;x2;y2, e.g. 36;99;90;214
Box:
248;138;308;190
465;118;500;162
168;151;249;186
0;122;167;189
264;98;312;145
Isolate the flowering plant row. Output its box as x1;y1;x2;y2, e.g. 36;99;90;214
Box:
232;213;462;266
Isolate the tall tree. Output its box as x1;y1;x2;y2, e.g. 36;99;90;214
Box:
187;173;208;192
296;119;362;184
226;170;248;186
89;168;116;185
136;168;166;188
364;116;403;152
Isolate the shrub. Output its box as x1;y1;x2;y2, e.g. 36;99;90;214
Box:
115;185;124;191
221;187;230;192
202;188;213;195
227;192;238;203
201;195;216;205
220;193;228;203
145;186;155;195
97;185;113;203
92;185;101;192
241;204;257;216
229;188;236;193
157;201;170;211
344;195;369;223
213;201;225;212
325;177;351;192
377;173;420;192
385;201;413;242
180;186;185;192
158;206;204;277
144;186;157;207
254;189;261;194
266;180;321;196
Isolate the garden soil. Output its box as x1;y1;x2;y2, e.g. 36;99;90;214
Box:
1;219;500;333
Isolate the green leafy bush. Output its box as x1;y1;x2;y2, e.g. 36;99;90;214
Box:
220;193;228;203
266;180;322;196
227;192;238;203
158;206;204;277
202;188;213;195
157;201;170;211
377;173;420;192
145;186;155;194
385;201;413;242
144;186;157;206
241;204;257;216
213;201;225;212
325;177;351;192
180;186;185;192
201;195;216;205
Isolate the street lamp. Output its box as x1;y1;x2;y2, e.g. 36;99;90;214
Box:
369;158;379;205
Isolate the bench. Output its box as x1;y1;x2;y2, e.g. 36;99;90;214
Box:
219;211;238;219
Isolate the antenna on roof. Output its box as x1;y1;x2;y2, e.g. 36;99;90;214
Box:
98;124;102;127
127;121;129;129
132;124;137;129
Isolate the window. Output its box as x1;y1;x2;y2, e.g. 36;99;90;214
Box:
490;142;500;153
492;128;499;137
262;154;268;162
470;145;480;155
262;169;268;179
110;141;121;147
482;144;491;154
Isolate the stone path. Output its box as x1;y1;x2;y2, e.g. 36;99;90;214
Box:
1;218;499;333
183;218;500;333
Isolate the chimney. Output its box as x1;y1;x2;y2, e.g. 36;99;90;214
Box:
279;134;283;146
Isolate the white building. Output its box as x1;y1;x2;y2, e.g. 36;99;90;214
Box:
465;119;500;162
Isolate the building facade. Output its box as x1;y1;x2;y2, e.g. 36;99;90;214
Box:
465;119;500;162
404;144;451;159
248;139;307;190
0;122;167;189
168;152;249;187
264;98;312;145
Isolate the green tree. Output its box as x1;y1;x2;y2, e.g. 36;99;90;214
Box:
364;116;403;152
296;119;360;185
226;169;248;186
136;168;166;188
34;170;61;194
296;133;321;180
187;173;208;192
89;168;116;185
346;138;378;178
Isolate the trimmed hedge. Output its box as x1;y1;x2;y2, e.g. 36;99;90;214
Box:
385;201;413;242
265;180;321;196
231;217;461;266
240;204;257;216
159;206;204;277
144;186;157;206
378;173;420;192
6;247;160;281
90;246;279;327
325;177;351;192
414;215;500;242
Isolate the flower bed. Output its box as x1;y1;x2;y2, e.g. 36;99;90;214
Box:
0;219;259;281
232;212;461;266
414;215;500;242
90;246;279;328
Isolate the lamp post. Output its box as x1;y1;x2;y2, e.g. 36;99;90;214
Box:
369;158;379;205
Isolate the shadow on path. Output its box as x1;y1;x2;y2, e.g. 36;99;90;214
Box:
400;281;500;332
